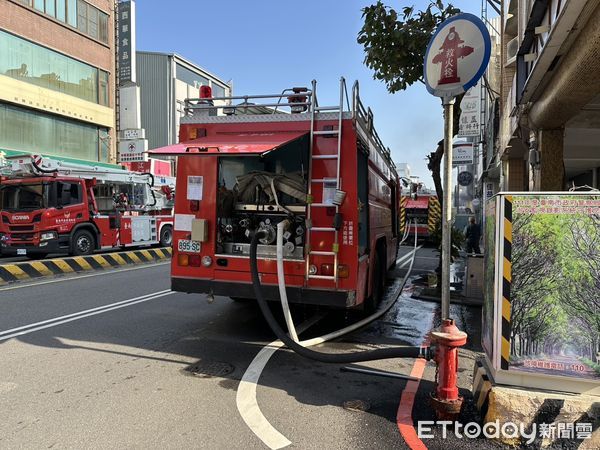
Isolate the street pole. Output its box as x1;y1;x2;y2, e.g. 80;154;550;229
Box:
441;97;455;320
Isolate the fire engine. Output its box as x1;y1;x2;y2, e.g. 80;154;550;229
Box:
150;79;400;310
401;193;441;241
0;154;174;258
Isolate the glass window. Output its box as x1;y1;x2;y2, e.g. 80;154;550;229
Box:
87;5;98;39
77;0;87;33
99;70;109;106
0;103;102;162
0;30;103;104
67;0;77;27
45;0;55;17
56;0;66;22
176;63;209;89
53;182;82;207
99;11;108;44
0;184;47;211
212;84;226;98
34;0;44;12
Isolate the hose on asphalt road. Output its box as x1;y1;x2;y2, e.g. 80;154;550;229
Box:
250;223;431;363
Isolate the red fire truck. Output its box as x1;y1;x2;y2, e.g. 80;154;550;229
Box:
402;193;441;241
0;154;174;258
150;79;400;309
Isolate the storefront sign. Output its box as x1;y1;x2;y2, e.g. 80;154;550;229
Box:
458;84;480;137
452;143;474;165
117;1;136;84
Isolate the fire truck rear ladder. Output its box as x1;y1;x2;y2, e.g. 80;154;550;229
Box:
305;78;348;286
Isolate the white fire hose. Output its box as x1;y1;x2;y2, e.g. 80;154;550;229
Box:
275;219;418;347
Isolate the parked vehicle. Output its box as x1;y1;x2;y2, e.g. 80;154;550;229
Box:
150;79;400;309
0;154;174;258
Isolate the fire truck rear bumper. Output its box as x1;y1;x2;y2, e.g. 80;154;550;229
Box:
172;277;355;308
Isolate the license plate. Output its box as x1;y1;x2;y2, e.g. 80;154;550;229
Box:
177;239;201;253
17;249;27;255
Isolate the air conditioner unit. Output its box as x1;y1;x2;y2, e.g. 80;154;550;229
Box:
506;37;519;66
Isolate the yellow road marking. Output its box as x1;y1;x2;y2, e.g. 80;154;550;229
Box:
29;261;53;277
50;259;75;273
73;257;93;271
91;255;111;268
139;250;154;261
4;264;30;280
109;253;127;265
126;252;142;263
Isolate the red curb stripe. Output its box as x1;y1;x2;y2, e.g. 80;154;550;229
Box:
397;357;428;450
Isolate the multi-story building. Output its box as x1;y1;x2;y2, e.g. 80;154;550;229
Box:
497;0;600;191
395;162;411;181
136;51;231;150
0;0;116;162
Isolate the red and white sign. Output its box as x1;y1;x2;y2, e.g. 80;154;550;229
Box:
424;13;491;99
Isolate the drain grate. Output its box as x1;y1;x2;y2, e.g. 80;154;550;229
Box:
343;399;371;412
185;361;235;378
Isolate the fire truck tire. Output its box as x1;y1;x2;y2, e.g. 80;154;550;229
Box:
70;229;95;256
159;225;173;247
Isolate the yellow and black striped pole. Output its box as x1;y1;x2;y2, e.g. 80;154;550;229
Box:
501;196;513;370
428;196;441;235
399;196;407;234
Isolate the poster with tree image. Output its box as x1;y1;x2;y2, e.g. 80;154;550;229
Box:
482;196;497;360
507;195;600;380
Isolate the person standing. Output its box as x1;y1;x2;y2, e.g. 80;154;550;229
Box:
464;216;481;254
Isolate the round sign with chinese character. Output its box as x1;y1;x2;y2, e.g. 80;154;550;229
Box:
423;13;491;99
457;171;474;186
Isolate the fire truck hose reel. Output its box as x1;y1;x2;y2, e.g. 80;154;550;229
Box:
428;318;468;419
249;229;432;363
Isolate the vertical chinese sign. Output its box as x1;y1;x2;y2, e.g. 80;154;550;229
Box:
117;1;136;85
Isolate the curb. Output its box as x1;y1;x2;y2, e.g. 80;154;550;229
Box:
471;359;600;447
0;248;172;285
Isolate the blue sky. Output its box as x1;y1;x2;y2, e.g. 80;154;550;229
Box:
136;0;480;186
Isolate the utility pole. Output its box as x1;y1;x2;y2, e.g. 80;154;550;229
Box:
441;98;455;319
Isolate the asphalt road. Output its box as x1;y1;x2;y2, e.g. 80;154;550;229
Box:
0;245;493;449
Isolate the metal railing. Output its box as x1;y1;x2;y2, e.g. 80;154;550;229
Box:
183;79;395;170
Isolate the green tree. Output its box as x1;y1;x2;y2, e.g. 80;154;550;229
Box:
358;1;461;208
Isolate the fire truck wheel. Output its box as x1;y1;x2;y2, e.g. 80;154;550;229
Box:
71;229;95;256
159;225;173;247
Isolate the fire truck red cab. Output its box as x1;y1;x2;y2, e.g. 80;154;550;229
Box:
0;154;174;258
151;80;400;309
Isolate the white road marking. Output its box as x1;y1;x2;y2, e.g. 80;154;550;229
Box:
0;290;173;341
237;341;291;449
396;245;423;266
0;261;170;292
236;317;323;449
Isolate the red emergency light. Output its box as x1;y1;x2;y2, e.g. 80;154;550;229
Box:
199;85;213;99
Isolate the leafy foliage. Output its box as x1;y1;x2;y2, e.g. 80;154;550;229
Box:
429;221;465;261
358;1;460;93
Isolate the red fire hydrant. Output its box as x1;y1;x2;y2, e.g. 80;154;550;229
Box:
429;319;468;420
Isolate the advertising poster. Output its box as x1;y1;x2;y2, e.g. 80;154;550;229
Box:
507;195;600;380
482;197;496;360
